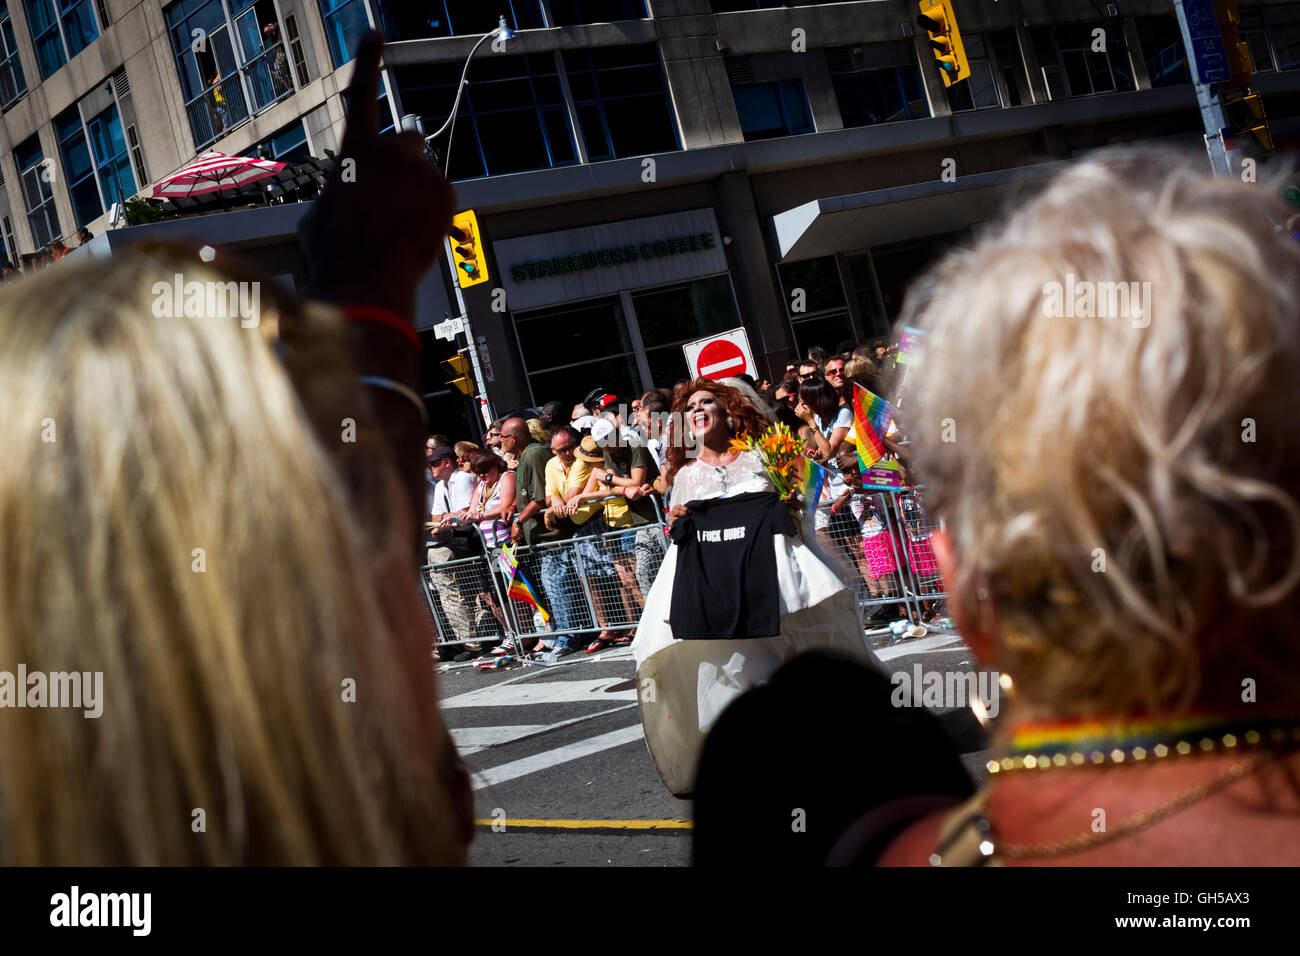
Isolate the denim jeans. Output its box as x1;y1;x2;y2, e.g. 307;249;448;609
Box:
541;546;590;650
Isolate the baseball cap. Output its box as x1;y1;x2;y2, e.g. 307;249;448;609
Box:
428;444;454;463
590;419;616;446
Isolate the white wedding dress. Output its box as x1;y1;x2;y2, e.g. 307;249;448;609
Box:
632;451;881;795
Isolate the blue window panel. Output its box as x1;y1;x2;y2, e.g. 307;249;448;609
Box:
57;108;102;227
88;104;134;207
0;8;27;107
395;54;579;180
543;0;646;27
59;0;98;57
319;0;370;67
733;80;812;141
563;44;680;159
25;0;66;78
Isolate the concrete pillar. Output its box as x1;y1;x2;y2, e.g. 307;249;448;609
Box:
714;171;793;382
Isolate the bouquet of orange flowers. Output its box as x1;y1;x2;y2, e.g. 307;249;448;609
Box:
730;422;805;499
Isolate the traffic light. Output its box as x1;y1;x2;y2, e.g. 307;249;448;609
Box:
448;209;489;288
1213;0;1255;88
441;350;474;396
916;0;969;86
1222;89;1274;154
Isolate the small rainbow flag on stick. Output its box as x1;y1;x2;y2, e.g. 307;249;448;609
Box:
497;544;550;622
851;384;894;470
799;456;827;519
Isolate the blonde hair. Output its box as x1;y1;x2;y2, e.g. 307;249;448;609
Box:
0;246;459;864
453;440;480;459
904;149;1300;719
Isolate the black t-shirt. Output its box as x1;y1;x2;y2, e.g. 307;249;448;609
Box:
668;491;794;639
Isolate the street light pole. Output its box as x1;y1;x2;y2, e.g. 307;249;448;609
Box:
1172;0;1235;177
419;16;515;429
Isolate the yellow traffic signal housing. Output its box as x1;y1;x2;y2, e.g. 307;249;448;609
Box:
1223;90;1274;153
441;351;474;396
917;0;970;86
1213;0;1255;87
449;210;490;288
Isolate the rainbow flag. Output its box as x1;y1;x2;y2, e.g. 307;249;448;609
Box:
851;384;893;470
799;456;827;518
497;544;550;622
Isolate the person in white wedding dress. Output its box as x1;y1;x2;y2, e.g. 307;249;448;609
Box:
633;379;882;795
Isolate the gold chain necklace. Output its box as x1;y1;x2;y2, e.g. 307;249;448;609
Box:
997;751;1276;859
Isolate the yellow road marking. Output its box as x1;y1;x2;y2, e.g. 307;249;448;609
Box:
473;818;692;830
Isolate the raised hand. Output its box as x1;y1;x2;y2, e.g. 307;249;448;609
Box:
300;30;455;319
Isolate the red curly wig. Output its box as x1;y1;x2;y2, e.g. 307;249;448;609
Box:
663;378;772;489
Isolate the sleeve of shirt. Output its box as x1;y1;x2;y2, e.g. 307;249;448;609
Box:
567;459;592;492
628;444;653;477
544;458;563;501
834;406;854;430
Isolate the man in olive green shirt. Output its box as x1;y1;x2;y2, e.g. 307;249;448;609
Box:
502;417;553;546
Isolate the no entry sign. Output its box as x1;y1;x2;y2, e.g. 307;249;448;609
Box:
682;327;756;381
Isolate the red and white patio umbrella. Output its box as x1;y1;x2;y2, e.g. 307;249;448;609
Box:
151;152;286;199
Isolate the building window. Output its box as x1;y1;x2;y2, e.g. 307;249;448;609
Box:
370;0;544;43
24;0;100;79
631;276;740;387
1239;8;1272;73
88;103;135;210
1031;21;1135;99
731;78;812;141
166;0;296;152
397;54;577;180
947;32;1012;111
516;295;644;403
549;0;647;26
827;42;929;128
0;2;27;109
318;0;370;66
707;0;858;9
1267;3;1300;70
56;99;136;228
56;107;101;227
15;136;59;249
777;256;853;356
252;118;311;162
514;275;741;402
1136;15;1190;88
564;44;680;159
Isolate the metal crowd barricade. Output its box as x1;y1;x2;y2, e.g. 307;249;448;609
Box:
418;495;671;655
813;483;948;633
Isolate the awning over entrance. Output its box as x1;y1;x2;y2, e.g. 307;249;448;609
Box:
772;160;1071;262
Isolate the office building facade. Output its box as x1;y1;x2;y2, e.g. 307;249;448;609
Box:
6;0;1300;420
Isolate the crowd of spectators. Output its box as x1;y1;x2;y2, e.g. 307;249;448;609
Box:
3;227;94;279
423;333;937;663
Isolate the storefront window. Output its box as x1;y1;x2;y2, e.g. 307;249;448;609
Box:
777;256;854;356
516;296;642;403
632;275;740;386
514;275;742;403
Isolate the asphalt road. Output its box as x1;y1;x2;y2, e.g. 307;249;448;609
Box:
440;626;990;866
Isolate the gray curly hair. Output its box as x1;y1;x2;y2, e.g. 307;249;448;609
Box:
904;147;1300;720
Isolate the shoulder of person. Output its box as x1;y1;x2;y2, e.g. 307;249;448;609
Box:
874;808;949;866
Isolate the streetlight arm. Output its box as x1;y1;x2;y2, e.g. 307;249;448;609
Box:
424;29;499;141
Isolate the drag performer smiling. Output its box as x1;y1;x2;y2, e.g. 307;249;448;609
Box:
632;379;881;795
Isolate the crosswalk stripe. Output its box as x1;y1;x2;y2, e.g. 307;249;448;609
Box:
874;634;966;661
451;725;550;755
471;723;645;791
442;677;636;709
